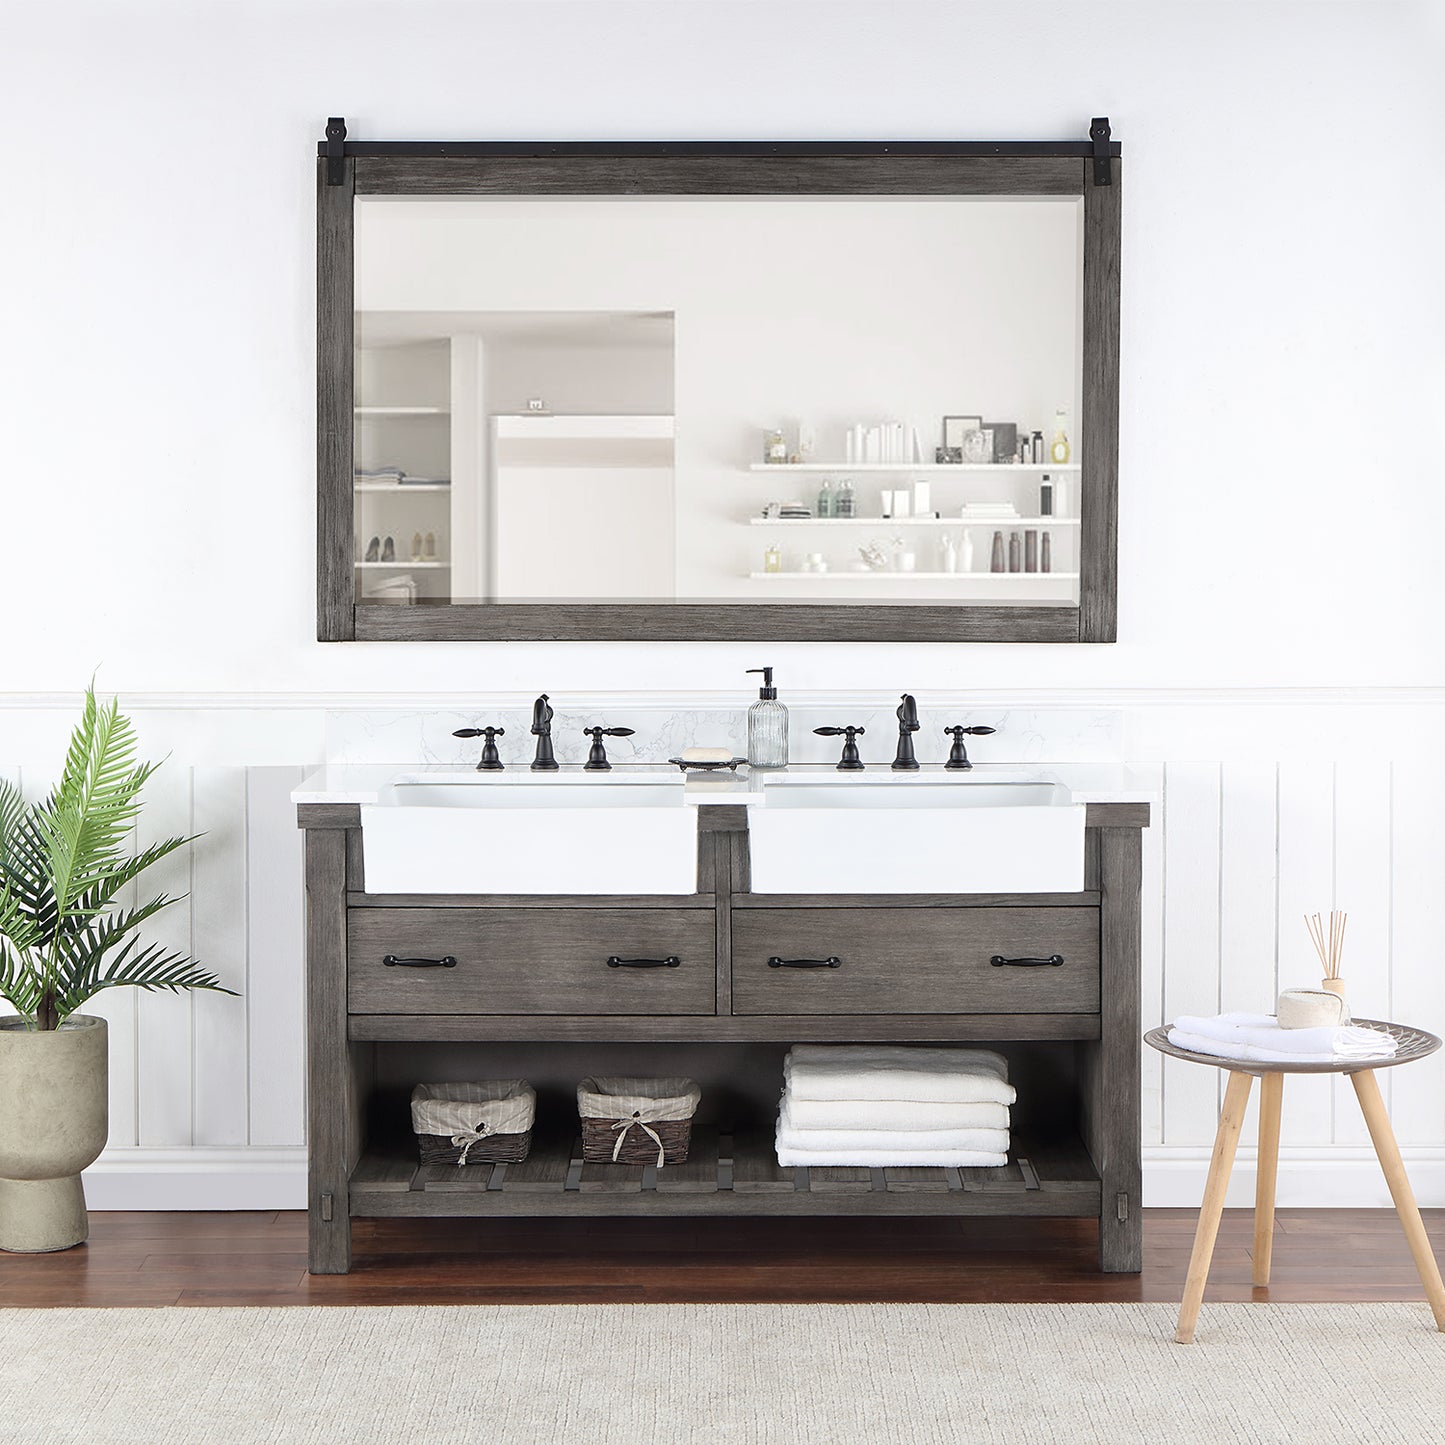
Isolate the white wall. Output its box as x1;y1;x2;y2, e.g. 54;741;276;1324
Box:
4;0;1442;691
3;0;1444;1207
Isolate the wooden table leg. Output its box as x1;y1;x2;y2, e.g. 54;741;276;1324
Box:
1253;1072;1284;1287
1350;1068;1445;1332
1175;1069;1254;1345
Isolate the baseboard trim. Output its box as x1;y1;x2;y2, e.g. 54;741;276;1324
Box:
80;1145;1445;1212
1143;1146;1445;1209
83;1148;307;1211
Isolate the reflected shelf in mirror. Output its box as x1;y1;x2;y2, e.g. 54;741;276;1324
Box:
353;482;451;492
747;571;1079;581
747;516;1078;527
354;405;449;416
748;462;1081;473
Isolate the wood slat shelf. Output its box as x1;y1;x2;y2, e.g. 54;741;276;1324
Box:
349;1126;1100;1219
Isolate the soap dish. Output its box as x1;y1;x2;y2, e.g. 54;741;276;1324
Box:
668;757;746;773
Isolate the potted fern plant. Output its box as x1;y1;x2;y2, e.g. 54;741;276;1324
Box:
0;687;231;1252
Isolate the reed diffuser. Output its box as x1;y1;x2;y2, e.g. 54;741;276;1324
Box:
1305;910;1348;1001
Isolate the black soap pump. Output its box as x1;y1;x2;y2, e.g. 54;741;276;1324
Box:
745;667;789;769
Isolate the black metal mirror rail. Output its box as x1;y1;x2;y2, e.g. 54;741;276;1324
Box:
316;123;1121;644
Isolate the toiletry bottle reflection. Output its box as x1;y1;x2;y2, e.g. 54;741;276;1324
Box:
1050;410;1071;465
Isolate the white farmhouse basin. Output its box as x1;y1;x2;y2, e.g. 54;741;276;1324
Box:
759;781;1064;810
748;778;1086;894
360;774;697;895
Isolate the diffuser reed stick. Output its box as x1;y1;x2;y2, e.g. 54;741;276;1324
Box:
1305;910;1348;983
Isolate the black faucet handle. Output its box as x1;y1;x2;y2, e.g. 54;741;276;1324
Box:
582;726;634;772
454;725;506;771
814;725;866;771
943;723;994;772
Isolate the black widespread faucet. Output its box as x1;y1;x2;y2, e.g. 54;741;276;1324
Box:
892;693;921;771
530;694;559;771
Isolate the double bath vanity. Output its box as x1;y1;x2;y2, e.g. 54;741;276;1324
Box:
295;750;1148;1276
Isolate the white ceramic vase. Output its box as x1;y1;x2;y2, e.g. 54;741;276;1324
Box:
0;1015;108;1252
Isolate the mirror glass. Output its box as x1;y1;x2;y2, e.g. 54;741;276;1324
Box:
353;195;1083;608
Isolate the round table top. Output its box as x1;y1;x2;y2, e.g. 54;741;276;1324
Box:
1144;1019;1441;1076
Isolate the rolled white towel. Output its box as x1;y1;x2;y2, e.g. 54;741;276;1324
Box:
784;1045;1016;1105
777;1104;1008;1156
1172;1013;1397;1060
1167;1027;1394;1066
781;1097;1011;1132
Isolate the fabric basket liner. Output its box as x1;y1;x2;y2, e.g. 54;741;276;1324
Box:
576;1075;700;1123
410;1080;535;1139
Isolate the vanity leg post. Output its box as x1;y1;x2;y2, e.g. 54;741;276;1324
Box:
306;827;355;1274
1088;827;1143;1273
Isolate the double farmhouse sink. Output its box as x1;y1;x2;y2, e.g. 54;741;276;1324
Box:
358;767;1088;897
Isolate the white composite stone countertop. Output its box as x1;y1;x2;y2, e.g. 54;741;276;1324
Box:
293;762;1154;809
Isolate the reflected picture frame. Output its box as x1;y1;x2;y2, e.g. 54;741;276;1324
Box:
942;415;982;451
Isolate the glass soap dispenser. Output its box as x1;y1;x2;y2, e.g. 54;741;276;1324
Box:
745;666;789;769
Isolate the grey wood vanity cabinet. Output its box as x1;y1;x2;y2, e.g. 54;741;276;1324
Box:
298;801;1148;1276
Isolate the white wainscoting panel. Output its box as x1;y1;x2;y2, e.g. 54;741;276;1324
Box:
135;763;194;1148
6;717;1445;1209
244;767;308;1148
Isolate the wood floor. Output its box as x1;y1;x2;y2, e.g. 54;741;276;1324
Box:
1;1209;1442;1307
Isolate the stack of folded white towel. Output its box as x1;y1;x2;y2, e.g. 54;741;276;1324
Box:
1167;1013;1397;1064
774;1044;1015;1168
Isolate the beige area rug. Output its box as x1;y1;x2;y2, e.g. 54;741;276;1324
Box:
0;1303;1441;1444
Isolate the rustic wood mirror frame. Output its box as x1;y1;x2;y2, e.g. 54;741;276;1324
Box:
316;123;1121;643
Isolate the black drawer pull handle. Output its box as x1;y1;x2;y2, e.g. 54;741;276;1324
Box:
768;956;842;969
606;955;681;969
990;954;1065;968
382;954;458;969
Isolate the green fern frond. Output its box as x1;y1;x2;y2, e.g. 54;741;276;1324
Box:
0;686;233;1029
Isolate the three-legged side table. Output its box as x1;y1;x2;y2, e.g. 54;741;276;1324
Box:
1145;1020;1445;1344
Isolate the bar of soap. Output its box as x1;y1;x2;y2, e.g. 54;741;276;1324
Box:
681;747;733;763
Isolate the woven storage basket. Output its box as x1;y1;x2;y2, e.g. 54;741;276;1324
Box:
410;1080;535;1166
578;1076;701;1166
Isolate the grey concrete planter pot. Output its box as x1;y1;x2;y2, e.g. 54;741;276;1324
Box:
0;1015;107;1252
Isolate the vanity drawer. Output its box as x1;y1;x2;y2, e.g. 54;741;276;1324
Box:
731;907;1099;1015
348;908;716;1016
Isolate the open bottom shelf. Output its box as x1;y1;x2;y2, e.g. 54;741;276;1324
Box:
350;1124;1101;1219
